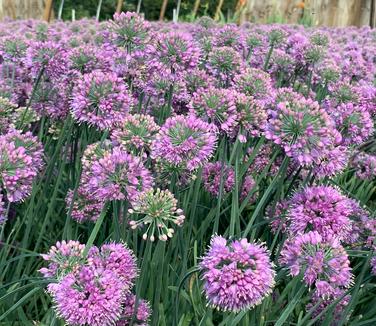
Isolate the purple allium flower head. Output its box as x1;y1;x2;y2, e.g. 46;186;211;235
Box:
65;187;104;223
265;91;338;166
51;266;125;326
110;114;159;155
234;93;268;138
306;281;350;326
0;37;28;64
312;145;349;178
233;68;274;105
151;115;217;171
329;102;374;146
350;151;376;180
71;70;135;130
153;31;200;72
25;41;67;79
68;45;110;75
206;46;243;85
183;68;215;95
109;12;151;52
85;147;153;202
287;186;353;241
189;86;238;135
279;231;352;287
0;129;43;202
213;24;244;50
200;236;275;312
88;242;137;287
116;294;151;326
39;240;86;279
128;188;185;242
81;140;113;174
202;162;235;197
32;78;70;119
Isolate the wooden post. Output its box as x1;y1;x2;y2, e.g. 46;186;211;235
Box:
116;0;123;14
43;0;54;22
371;0;376;28
214;0;224;20
192;0;200;19
159;0;168;21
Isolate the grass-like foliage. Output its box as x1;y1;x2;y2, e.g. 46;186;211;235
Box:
0;12;375;326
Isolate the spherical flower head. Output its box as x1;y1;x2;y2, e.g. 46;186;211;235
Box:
128;188;185;242
279;231;352;287
189;86;238;135
65;187;105;223
196;16;216;29
350;151;376;180
151;115;217;171
88;242;137;288
86;147;153;202
267;28;285;46
287;186;353;241
52;266;125;326
316;58;341;83
81;140;113;174
110;114;160;155
312;145;349;178
330;102;374;146
0;129;44;202
153;31;200;72
240;174;257;205
265;94;338;166
200;236;275;312
183;68;215;95
71;70;135;130
234;68;274;105
68;45;110;75
234;93;267;138
109;12;151;52
39;240;86;279
32;77;70;119
202;162;235;197
0;36;28;63
213;24;244;50
116;294;151;326
0;97;17;133
24;41;67;79
306;281;350;326
206;46;243;84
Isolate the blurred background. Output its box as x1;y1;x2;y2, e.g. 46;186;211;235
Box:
0;0;374;27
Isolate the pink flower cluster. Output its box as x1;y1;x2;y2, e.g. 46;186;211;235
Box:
40;240;150;326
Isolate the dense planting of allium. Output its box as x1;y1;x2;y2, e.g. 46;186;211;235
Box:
200;236;275;311
1;11;376;326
